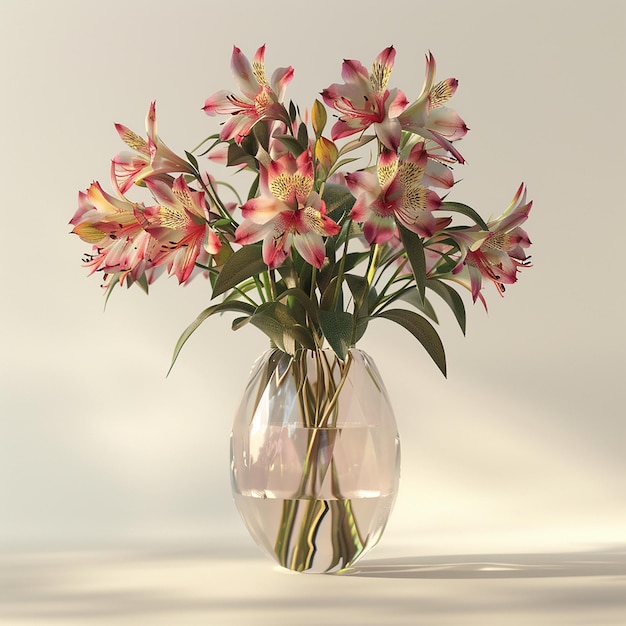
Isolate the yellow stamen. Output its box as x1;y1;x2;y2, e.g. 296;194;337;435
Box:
371;61;392;94
377;158;398;188
483;232;510;251
252;60;268;86
173;186;194;211
429;80;455;109
254;87;273;115
120;129;149;153
270;173;313;203
157;206;188;230
397;161;424;189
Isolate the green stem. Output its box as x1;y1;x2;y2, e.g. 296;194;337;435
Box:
192;166;235;224
253;275;267;304
271;350;359;571
332;222;351;310
233;286;259;307
374;259;410;305
373;278;415;314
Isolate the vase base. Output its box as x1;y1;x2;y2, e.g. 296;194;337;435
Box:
234;493;394;573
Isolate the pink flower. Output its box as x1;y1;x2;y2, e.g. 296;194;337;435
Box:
70;181;158;285
321;46;408;151
235;151;340;269
457;184;533;303
203;45;294;144
346;143;441;244
111;102;193;195
136;176;221;284
398;52;468;163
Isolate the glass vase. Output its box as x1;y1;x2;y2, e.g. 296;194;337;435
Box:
230;348;400;573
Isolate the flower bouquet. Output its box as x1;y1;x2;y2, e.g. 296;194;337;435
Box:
70;45;532;572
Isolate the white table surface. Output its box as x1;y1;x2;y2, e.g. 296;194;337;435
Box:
2;544;625;626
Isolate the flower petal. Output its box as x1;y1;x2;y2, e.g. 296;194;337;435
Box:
262;229;291;269
240;196;285;223
426;106;469;140
235;218;272;245
374;117;402;151
292;231;326;268
231;46;258;99
371;46;396;93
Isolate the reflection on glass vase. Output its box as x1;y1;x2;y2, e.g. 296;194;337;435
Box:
230;348;400;573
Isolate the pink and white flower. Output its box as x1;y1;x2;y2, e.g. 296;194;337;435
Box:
111;102;194;195
136;176;221;284
235;151;340;269
203;45;294;144
346;143;442;244
321;46;408;152
70;181;158;285
398;52;468;163
454;184;532;304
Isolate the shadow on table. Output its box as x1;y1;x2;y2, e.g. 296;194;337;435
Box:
344;546;626;579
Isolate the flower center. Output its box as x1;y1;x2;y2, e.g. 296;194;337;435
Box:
483;232;510;251
254;87;274;116
270;172;313;205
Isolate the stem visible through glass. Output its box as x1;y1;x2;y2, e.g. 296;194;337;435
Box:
272;349;364;571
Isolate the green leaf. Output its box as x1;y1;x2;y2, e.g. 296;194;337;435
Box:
278;287;319;324
250;302;316;354
252;123;270;152
337;133;376;157
399;289;439;324
213;245;267;297
317;243;336;293
311;100;327;137
427;278;466;335
398;223;426;303
376;308;447;376
168;301;256;375
184;150;200;171
274;134;304;157
247;173;260;200
441;201;489;230
297;122;308;148
103;278;118;311
343;251;370;273
345;274;369;315
288;100;297;123
227;143;257;169
240;132;258;158
320;276;342;312
354;316;369;343
232;316;252;331
327;156;360;178
318;310;353;361
321;184;356;219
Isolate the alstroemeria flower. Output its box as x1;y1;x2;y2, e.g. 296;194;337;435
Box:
321;46;408;151
203;45;294;144
136;176;221;284
111;102;193;195
455;184;532;303
346;143;441;244
70;181;157;284
235;151;340;269
398;52;468;163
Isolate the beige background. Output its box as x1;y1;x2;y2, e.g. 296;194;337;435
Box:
1;0;625;623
